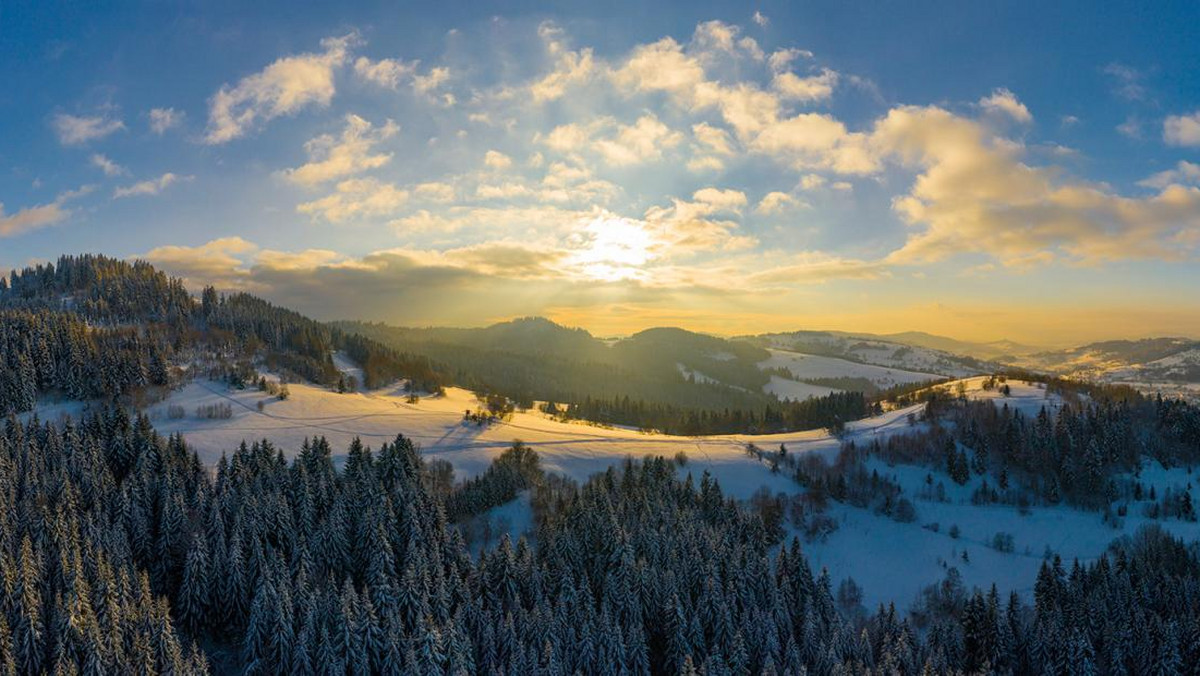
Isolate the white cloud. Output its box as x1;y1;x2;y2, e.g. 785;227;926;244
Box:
205;33;356;144
1164;111;1200;147
798;174;827;190
1138;161;1200;189
686;155;726;173
1117;115;1142;139
0;186;92;237
752;11;769;27
772;68;838;103
544;115;684;166
1103;63;1146;101
353;56;455;105
527;22;597;103
52;113;125;146
148;107;184;134
281;114;398;187
353;56;416;88
979;88;1032;123
90;154;127;177
113;173;187;199
297;177;409;223
750;113;878;174
873;105;1200;265
484;150;513;169
755;191;802;214
413;182;455;202
593;115;683;165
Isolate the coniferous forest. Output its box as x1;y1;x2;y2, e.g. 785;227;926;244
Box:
2;409;1200;674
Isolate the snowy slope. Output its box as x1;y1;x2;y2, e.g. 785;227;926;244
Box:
760;349;943;389
145;375;926;499
749;332;991;378
763;375;840;401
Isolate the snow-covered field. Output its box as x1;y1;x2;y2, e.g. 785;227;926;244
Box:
757;334;986;378
760;349;944;388
144;374;928;500
763;375;840;401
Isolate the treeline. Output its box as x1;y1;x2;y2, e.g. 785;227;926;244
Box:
0;253;192;323
3;410;1200;673
557;390;874;435
0;255;439;410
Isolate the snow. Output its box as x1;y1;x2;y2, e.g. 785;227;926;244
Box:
676;363;721;386
759;334;984;378
34;364;1198;613
760;349;942;388
331;351;365;392
763;375;840;401
146;376;914;499
802;454;1200;611
956;376;1062;417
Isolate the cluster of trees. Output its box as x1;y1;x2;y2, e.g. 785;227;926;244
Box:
557;391;873;435
0;309;171;413
4;408;1200;673
0;255;441;410
848;381;1200;513
444;443;541;521
0;253;192;323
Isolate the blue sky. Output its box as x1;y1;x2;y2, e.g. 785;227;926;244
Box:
2;0;1199;344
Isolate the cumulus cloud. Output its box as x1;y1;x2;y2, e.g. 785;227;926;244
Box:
113;173;188;199
979;88;1032;123
0;187;92;238
90;154;127;177
750;113;877;174
148;107;184;134
1138;161;1200;189
484;150;513;169
772;68;838;103
544;115;684;165
354;54;454;105
297;177;409;223
641;188;755;254
1117;115;1142;139
1164;111;1200;147
526;22;598;103
52;113;125;145
205;33;357;144
353;56;416;88
281;114;397;187
874;105;1200;265
142;237;261;288
754;191;803;214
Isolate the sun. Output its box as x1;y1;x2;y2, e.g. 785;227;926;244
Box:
569;215;658;281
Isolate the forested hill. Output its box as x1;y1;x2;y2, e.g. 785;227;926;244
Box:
336;319;773;409
0;254;440;414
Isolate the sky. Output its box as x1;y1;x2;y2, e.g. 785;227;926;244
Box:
2;0;1199;346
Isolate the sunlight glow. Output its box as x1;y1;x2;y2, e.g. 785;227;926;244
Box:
569;215;657;281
